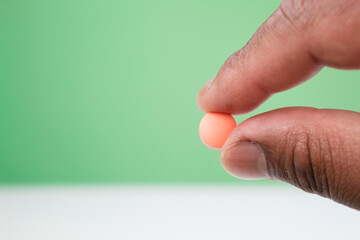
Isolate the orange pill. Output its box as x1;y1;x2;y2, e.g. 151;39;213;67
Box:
199;112;237;150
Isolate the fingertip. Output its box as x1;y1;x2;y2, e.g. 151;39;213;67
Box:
197;76;216;112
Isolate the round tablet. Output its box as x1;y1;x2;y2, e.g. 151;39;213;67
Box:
199;112;237;150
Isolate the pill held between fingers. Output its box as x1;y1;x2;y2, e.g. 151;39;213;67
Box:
199;113;237;150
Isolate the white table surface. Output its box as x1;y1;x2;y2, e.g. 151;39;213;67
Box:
0;185;359;240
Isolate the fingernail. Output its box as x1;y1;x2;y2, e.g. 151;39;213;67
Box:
221;142;268;180
205;75;216;90
198;75;216;97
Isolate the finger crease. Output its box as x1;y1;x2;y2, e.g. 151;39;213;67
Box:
278;5;301;32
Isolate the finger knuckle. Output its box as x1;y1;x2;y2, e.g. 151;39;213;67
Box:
274;127;338;198
292;132;329;196
274;0;315;32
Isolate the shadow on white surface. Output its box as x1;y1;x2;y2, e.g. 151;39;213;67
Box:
0;185;359;240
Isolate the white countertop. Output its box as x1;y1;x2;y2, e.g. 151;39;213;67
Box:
0;185;359;240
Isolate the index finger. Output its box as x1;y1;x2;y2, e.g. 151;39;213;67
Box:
197;1;360;114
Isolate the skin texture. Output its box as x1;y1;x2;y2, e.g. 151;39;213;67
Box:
197;0;360;210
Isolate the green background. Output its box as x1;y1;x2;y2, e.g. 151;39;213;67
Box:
0;0;359;183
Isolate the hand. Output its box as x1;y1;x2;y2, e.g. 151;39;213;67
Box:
197;0;360;210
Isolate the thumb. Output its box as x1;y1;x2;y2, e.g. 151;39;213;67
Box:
221;107;360;210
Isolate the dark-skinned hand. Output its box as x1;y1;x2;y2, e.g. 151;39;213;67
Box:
197;0;360;210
